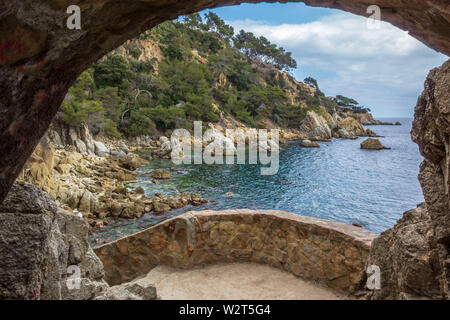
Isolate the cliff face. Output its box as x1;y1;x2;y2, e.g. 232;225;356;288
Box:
368;59;450;300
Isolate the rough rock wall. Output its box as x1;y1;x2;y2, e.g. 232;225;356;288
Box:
0;181;107;299
368;59;450;300
1;0;450;203
0;181;158;300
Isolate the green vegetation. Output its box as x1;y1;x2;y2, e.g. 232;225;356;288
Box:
334;95;370;113
60;12;350;137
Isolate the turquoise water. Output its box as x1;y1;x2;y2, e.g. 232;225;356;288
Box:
91;118;424;244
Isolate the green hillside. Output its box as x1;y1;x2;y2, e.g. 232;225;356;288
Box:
59;12;364;138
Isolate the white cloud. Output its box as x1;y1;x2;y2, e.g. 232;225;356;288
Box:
227;13;448;117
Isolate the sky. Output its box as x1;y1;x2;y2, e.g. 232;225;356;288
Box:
204;3;448;118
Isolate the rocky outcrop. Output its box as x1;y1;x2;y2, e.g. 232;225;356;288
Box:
0;181;107;299
300;140;320;148
360;138;390;150
411;59;450;298
338;118;367;137
368;59;450;300
368;204;443;299
299;111;332;141
151;169;172;180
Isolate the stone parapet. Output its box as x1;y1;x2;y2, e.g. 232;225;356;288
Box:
95;209;376;294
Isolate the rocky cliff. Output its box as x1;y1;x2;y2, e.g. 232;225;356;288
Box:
0;181;157;300
368;59;450;300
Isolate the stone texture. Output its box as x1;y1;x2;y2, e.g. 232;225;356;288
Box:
299;111;332;141
94;209;376;294
0;182;107;299
338;117;367;137
95;281;157;300
300;140;320;148
151;169;172;180
0;0;449;301
368;59;450;300
360;138;390;150
368;204;443;299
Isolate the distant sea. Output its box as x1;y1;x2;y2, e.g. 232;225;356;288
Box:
91;118;424;245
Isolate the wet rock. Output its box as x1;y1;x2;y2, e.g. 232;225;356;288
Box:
134;186;145;195
151;169;171;180
300;140;320;148
360;138;390;150
119;153;147;171
152;200;171;214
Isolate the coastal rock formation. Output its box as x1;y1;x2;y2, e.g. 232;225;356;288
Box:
368;204;442;299
0;182;107;299
151;169;172;180
369;60;450;300
411;59;450;298
360;138;390;150
300;140;320;148
338;118;367;137
0;181;158;300
299;111;332;141
95;281;157;300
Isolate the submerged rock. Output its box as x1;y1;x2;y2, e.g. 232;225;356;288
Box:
151;169;171;179
360;138;390;150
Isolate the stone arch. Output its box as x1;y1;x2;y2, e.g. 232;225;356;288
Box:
0;0;448;299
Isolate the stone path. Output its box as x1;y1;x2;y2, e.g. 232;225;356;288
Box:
137;263;346;300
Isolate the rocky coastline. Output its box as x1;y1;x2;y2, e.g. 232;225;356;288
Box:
17;108;383;243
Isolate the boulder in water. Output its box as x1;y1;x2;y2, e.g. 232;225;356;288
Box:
360;138;390;150
300;140;320;148
151;169;171;180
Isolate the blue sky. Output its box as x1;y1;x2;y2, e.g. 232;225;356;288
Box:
202;3;448;118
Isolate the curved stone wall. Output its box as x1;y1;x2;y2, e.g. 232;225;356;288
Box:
94;210;376;294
